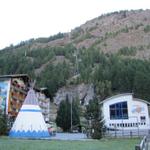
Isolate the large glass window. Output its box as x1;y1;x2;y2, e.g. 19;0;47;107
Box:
109;101;128;120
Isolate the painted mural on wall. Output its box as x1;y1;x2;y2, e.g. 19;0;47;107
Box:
132;105;145;114
0;81;9;114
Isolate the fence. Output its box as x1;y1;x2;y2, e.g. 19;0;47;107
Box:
135;136;148;150
102;128;150;138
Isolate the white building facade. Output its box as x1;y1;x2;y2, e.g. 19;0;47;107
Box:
37;92;50;123
102;93;150;131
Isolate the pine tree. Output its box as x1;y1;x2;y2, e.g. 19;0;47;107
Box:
85;97;103;139
56;95;80;132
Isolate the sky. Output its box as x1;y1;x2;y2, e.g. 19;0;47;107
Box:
0;0;150;50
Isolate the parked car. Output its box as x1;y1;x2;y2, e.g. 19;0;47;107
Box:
46;122;57;136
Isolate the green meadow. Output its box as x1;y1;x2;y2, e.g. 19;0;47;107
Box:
0;137;139;150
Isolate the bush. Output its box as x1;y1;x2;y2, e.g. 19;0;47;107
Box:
118;47;137;56
91;120;103;139
121;26;129;33
0;114;8;135
144;25;150;33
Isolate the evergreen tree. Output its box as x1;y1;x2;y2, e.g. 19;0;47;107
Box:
133;71;150;100
85;97;103;139
56;96;80;132
94;80;112;100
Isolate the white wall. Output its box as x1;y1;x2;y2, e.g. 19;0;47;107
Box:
102;94;150;130
12;104;48;132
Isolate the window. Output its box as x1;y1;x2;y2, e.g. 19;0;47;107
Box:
110;101;128;120
140;116;146;122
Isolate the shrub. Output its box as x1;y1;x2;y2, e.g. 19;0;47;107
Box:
0;114;8;135
118;47;137;56
144;25;150;33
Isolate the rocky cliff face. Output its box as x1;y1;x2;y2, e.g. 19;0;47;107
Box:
53;83;94;105
48;83;94;122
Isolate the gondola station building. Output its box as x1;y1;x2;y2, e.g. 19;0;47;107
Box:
101;93;150;131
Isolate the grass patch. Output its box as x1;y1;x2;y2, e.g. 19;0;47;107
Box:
0;136;139;150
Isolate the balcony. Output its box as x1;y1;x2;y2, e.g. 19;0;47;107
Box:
11;85;27;95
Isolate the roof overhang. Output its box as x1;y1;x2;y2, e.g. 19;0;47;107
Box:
0;74;30;83
99;93;133;105
99;93;150;106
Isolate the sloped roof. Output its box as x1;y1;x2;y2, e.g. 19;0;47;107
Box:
133;98;150;105
100;93;133;104
0;74;30;83
23;88;39;105
100;93;150;105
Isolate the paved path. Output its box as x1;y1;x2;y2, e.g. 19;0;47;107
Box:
50;133;87;140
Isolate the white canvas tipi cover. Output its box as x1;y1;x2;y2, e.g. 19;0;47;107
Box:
9;89;50;138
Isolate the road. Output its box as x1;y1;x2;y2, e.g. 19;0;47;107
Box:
50;133;87;140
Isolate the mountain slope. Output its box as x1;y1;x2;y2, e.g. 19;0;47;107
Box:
4;9;150;59
70;9;150;59
1;9;150;101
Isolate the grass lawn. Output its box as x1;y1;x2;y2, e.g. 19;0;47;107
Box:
0;136;139;150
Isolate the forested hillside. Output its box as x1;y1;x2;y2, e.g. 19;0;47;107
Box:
1;9;150;101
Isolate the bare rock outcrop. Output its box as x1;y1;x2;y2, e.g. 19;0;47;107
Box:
53;83;94;106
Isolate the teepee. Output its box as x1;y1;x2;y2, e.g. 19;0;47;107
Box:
9;88;50;138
